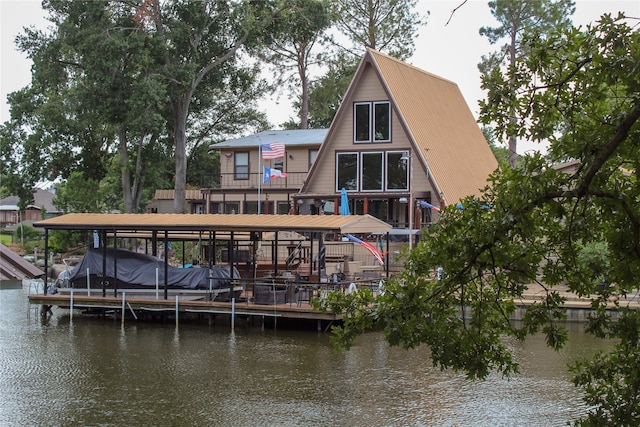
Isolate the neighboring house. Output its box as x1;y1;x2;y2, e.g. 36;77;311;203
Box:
146;189;206;214
199;49;498;244
0;189;63;229
204;129;328;215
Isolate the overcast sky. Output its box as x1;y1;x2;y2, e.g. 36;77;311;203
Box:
1;0;638;154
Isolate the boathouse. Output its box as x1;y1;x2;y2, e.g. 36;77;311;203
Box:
30;213;391;328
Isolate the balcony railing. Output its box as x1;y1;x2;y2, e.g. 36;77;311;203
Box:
199;172;308;190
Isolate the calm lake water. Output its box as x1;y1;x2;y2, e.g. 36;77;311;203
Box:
1;284;610;426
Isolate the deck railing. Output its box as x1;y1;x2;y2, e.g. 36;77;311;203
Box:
198;171;307;190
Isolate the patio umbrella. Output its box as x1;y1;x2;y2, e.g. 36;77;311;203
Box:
339;188;350;216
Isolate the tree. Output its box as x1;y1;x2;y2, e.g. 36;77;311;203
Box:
259;0;332;129
53;171;104;213
482;126;513;169
6;0;167;213
305;53;359;129
479;0;575;168
304;0;427;128
137;0;279;213
319;14;640;425
4;1;271;213
329;0;427;60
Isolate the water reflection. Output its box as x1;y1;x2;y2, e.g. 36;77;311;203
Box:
1;286;611;426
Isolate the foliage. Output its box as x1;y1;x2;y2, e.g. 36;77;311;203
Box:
306;54;359;129
303;0;426;129
53;171;105;213
324;13;640;424
4;0;272;214
48;230;86;254
328;0;427;60
141;0;278;212
482;126;510;170
186;143;219;189
259;0;332;129
479;0;575;168
13;224;42;242
570;309;640;426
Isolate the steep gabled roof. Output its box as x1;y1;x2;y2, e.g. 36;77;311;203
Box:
366;49;497;204
304;48;497;205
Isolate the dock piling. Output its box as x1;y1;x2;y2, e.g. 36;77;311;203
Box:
231;297;236;331
175;295;179;329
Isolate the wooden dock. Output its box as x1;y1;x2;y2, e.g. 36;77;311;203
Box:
28;286;344;330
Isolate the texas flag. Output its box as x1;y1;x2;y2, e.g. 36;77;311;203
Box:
264;166;288;183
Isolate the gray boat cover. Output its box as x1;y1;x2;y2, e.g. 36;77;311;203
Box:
68;248;239;290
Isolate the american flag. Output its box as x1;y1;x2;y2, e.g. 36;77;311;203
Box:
261;142;285;160
346;234;385;266
419;200;440;211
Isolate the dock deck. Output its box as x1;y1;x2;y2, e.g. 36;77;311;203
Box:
28;282;348;328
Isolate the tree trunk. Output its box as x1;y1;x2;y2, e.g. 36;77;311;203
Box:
173;96;190;213
118;128;135;213
508;28;518;169
298;49;309;129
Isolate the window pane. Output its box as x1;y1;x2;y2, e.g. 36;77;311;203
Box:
225;202;239;214
361;152;383;191
278;202;290;215
234;152;249;180
386;152;408;190
354;103;370;142
245;201;258;214
336;153;358;190
374;102;390;141
309;149;318;167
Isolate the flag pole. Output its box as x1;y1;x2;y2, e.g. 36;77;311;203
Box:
258;145;262;214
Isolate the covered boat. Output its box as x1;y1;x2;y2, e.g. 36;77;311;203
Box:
63;248;239;291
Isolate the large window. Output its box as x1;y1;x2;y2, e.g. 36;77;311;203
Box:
386;151;408;190
336;152;358;191
234;152;249;180
361;152;383;191
353;101;391;143
337;151;407;192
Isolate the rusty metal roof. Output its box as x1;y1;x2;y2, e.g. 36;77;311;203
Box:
0;243;44;282
34;213;392;234
367;49;498;204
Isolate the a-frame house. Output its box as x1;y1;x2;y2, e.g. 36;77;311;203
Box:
297;48;498;244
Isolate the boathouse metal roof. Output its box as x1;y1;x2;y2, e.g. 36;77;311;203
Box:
34;213;392;235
